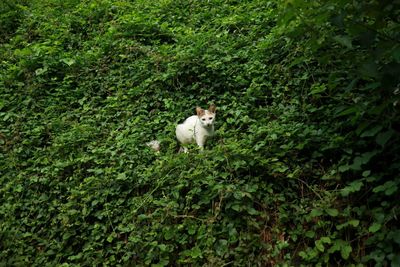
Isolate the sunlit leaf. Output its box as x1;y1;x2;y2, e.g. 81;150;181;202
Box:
368;223;382;233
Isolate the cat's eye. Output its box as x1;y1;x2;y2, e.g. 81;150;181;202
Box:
202;118;206;121
209;117;213;120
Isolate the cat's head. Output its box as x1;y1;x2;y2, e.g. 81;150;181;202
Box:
196;104;216;128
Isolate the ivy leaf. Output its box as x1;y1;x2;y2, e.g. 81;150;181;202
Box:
315;240;325;252
309;83;327;95
310;209;323;217
373;181;398;196
359;60;379;78
341;180;363;197
107;232;116;243
362;170;371;177
338;164;350;173
164;229;174;240
392;47;400;63
333;35;353;49
336;219;360;230
231;204;241;212
340;243;352;259
348;151;377;170
376;130;394;146
368;223;382;233
360;125;383;137
305;230;315;238
384;185;398;196
328;240;341;253
35;67;48;76
325;208;339;217
392;255;400;267
117;173;127;180
247;207;259;215
388;230;400;245
348;219;360;227
188;224;196;235
320;237;331;244
61;58;76;66
158;244;167;252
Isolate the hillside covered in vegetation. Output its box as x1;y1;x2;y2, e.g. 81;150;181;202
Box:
1;0;399;265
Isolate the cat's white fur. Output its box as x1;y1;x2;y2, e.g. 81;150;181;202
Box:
146;140;161;152
176;104;216;152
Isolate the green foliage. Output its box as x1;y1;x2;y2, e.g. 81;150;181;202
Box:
1;0;399;265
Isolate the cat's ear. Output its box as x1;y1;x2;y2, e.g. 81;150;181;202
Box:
208;104;216;113
196;106;205;116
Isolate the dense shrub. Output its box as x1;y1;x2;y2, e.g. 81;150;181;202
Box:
1;0;399;265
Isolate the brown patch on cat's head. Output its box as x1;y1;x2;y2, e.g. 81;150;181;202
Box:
196;107;205;117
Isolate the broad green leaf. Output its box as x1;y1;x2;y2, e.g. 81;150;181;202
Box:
315;240;325;252
188;225;196;235
231;204;241;212
350;157;363;170
349;151;378;170
348;219;360;227
392;255;400;267
341;180;363;196
305;231;315;238
333;35;353;49
117;173;127;180
373;181;397;196
368;223;382;233
158;244;167;252
310;209;323;217
298;251;307;259
360;125;383;137
376;130;394;146
384;184;398;196
336;223;347;230
61;58;76;66
362;170;371;177
320;237;331;244
325;208;339;217
338;164;350;173
309;83;327;95
336;106;358;117
233;191;242;200
340;243;352;259
359;60;379;78
388;230;400;245
107;233;116;243
164;229;174;240
328;240;341;253
337;219;360;230
391;45;400;62
247;207;259;215
35;67;48;76
288;56;306;68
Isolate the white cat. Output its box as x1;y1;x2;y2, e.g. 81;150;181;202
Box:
176;104;216;152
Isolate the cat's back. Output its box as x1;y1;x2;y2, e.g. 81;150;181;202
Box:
176;115;198;144
180;115;198;127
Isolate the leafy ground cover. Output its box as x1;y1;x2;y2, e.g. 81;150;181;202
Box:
1;0;399;266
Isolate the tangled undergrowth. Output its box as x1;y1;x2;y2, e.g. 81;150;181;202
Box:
1;0;399;266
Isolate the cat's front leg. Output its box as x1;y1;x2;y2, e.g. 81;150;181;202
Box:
196;136;206;150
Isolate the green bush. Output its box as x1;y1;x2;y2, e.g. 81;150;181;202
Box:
1;0;399;265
